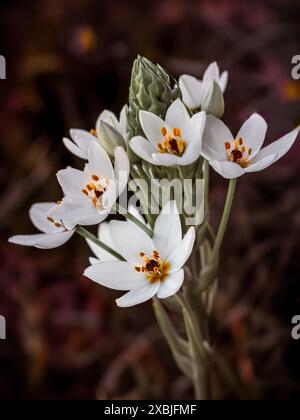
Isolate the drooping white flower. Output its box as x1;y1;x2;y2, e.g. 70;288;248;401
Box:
179;62;228;110
9;203;76;249
63;106;127;160
84;201;196;308
96;106;127;139
129;99;206;167
202;113;300;179
48;142;129;226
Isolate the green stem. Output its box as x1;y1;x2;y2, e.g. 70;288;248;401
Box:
114;203;153;238
203;159;210;208
76;226;124;261
176;293;209;400
211;178;237;261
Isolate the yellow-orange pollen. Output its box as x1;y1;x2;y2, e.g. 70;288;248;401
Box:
157;127;186;157
225;137;252;168
81;175;109;210
135;250;170;284
47;216;63;229
90;129;97;137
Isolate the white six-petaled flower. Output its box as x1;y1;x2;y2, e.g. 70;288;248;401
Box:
179;61;228;111
129;99;206;167
9;202;76;249
63;106;127;160
202;113;300;179
48;142;129;226
84;201;196;307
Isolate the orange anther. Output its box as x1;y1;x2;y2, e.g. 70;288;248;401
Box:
161;127;167;137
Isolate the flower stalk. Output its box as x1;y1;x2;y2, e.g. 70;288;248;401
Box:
211;178;237;262
9;55;300;401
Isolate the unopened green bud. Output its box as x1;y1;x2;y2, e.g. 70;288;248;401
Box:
127;55;181;163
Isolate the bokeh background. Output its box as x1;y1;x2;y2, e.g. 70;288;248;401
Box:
1;0;300;400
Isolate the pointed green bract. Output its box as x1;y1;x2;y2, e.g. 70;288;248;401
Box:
127;56;181;161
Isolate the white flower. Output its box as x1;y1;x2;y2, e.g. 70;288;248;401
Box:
9;203;76;249
179;62;228;110
48;142;129;226
84;201;196;308
63;106;127;160
202;113;300;179
96;106;127;139
129;99;206;167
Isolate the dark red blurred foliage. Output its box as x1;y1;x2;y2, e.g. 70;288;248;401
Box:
0;0;300;400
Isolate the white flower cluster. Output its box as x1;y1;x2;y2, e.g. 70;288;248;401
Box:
9;60;299;308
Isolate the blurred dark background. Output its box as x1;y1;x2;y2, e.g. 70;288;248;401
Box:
1;0;300;400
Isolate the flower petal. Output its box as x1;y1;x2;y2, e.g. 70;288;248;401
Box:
244;154;277;173
89;257;100;265
151;153;182;167
114;146;129;195
96;110;120;132
87;222;117;261
49;200;108;226
128;205;145;224
29;202;60;234
109;220;155;265
165;99;190;130
57;167;88;199
202;115;234;161
157;269;184;299
209;160;245;179
67;129;95;158
252;126;299;164
219;71;228;92
179;75;203;110
202;62;220;90
190;111;206;137
88;142;114;179
183;110;206;150
180;140;202;165
236;113;268;157
63;137;87;159
116;283;160;308
84;261;147;290
153;201;182;260
119;106;127;135
168;227;195;273
9;231;74;249
139;111;166;147
129;136;157;164
70;129;95;148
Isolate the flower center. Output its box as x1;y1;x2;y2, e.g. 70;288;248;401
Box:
82;175;109;210
225;137;252;168
135;250;170;284
157;127;186;157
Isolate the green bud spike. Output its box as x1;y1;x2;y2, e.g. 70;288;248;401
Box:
201;80;225;118
127;55;181;163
